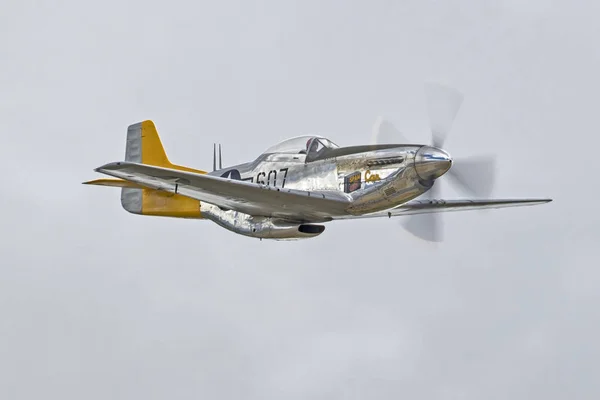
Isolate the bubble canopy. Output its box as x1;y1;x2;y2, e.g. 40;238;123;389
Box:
261;135;339;155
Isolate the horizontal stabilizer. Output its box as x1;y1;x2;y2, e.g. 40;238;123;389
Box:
94;161;351;221
85;120;206;219
83;178;144;189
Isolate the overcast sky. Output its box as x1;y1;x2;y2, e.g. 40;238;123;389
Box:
1;0;598;399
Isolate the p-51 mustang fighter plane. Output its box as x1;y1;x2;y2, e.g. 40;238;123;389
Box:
85;84;551;241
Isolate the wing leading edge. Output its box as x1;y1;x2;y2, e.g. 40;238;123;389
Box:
94;161;351;221
94;162;550;222
333;198;552;220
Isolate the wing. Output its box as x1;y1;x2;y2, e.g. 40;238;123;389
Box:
94;161;351;221
333;198;552;220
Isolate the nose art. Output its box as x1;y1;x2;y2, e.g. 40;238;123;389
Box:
415;146;452;180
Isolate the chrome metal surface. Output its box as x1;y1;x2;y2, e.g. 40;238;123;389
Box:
212;143;223;171
96;161;351;221
334;198;552;219
369;83;498;241
120;123;144;214
414;146;452;181
201;202;325;240
92;116;551;240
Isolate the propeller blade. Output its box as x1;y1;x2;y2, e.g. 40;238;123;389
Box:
446;156;496;198
371;116;410;144
402;211;443;242
401;184;443;242
424;82;464;148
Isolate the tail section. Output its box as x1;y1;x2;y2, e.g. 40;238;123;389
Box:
125;120;205;173
85;120;206;219
125;120;168;165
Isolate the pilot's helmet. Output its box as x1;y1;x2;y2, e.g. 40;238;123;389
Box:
307;138;319;152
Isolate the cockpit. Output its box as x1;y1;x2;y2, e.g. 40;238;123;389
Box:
261;135;340;161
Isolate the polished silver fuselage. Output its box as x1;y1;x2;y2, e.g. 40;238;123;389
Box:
199;144;451;238
210;146;418;214
91;120;550;241
211;145;432;214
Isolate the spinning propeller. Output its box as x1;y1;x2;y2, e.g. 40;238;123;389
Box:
372;83;496;242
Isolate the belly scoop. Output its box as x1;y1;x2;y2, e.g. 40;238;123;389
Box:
200;203;325;240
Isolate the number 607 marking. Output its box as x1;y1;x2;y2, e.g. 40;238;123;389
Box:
256;168;288;187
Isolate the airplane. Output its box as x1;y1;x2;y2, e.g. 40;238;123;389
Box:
84;84;551;241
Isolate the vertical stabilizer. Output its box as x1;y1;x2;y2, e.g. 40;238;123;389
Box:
119;120;206;218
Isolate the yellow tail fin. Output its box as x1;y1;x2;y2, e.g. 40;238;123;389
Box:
87;120;206;219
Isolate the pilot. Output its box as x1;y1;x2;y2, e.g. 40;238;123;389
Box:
307;138;319;154
299;138;320;155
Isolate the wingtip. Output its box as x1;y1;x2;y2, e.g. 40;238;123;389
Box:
93;161;125;173
524;198;552;205
521;198;552;204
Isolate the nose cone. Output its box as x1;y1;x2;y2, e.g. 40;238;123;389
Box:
415;146;452;181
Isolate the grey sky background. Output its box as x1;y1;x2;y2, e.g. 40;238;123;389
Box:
1;0;598;399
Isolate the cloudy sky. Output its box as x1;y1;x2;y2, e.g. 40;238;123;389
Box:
1;0;598;399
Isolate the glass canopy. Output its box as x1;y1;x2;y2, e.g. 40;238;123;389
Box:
262;135;339;155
